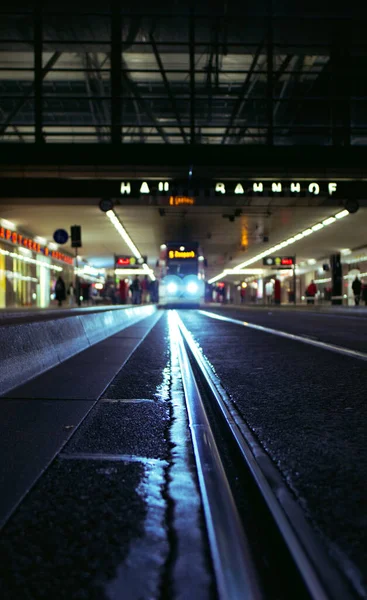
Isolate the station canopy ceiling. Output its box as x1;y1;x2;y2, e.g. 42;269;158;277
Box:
0;1;366;281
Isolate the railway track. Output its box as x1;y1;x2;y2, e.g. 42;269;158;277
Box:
169;310;354;600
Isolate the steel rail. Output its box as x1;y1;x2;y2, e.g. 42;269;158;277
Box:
174;311;355;600
169;310;263;600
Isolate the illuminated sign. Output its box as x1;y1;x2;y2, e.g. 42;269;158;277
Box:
215;182;337;196
169;196;195;206
263;256;295;267
168;250;196;260
0;226;73;265
3;178;366;200
115;255;146;267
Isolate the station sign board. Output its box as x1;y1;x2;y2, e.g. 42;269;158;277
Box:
263;256;295;267
115;255;147;268
1;178;365;201
166;243;198;261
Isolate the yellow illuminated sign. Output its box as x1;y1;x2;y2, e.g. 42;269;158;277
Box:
169;196;195;206
168;250;196;259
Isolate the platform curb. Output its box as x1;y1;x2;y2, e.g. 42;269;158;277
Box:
0;305;156;396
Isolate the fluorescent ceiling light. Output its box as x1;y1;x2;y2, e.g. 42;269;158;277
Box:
106;209;142;259
335;210;349;219
208;207;351;283
307;259;317;265
0;218;16;230
341;248;352;255
143;262;156;281
322;217;336;226
208;272;226;284
115;268;155;277
35;236;47;245
49;242;58;251
312;223;324;232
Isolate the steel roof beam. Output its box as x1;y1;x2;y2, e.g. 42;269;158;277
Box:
0;51;61;137
221;42;264;145
150;33;188;144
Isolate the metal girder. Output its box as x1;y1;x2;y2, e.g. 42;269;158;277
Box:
150;33;188;143
0;51;61;136
111;1;122;143
273;56;302;121
266;16;273;145
189;14;195;144
120;59;170;144
34;4;43;143
221;42;264;145
83;54;109;142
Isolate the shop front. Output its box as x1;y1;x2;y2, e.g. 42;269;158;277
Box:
0;224;74;309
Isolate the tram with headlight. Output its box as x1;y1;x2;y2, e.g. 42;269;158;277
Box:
158;242;205;307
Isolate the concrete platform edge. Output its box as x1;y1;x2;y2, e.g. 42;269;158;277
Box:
0;305;157;396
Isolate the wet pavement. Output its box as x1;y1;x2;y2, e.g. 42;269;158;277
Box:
178;308;367;599
0;311;214;600
0;307;366;599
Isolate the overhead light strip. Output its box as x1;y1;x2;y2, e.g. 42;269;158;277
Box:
106;210;142;259
208;209;350;284
106;209;155;280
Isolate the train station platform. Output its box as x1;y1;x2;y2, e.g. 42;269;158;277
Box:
0;306;366;599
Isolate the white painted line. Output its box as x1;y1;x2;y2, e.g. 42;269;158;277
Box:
199;310;367;362
59;453;168;466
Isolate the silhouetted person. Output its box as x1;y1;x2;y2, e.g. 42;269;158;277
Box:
55;276;66;307
274;278;281;305
130;275;141;305
141;275;150;303
352;276;362;306
67;282;74;307
306;280;317;305
119;279;128;304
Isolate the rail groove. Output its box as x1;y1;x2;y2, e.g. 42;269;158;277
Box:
171;310;354;600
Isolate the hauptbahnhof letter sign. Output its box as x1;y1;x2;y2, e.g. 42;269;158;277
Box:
1;178;365;199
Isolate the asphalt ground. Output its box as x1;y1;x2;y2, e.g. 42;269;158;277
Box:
204;305;367;353
0;307;366;599
0;312;214;600
178;308;367;599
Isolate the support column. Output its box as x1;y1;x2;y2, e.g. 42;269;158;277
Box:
330;253;343;305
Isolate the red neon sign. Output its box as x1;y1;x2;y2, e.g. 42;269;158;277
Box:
280;257;294;266
0;226;73;265
116;257;131;266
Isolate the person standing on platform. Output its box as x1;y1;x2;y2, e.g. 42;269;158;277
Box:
67;282;74;307
130;275;141;305
119;279;128;304
55;276;66;307
265;280;274;304
306;280;317;305
141;275;150;303
240;286;246;304
352;276;362;306
274;278;281;305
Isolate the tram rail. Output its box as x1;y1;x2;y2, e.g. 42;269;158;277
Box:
170;309;354;600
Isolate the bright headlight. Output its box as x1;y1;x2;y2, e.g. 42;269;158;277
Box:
187;281;199;294
167;282;178;294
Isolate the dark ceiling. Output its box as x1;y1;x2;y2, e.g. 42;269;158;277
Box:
0;1;366;146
